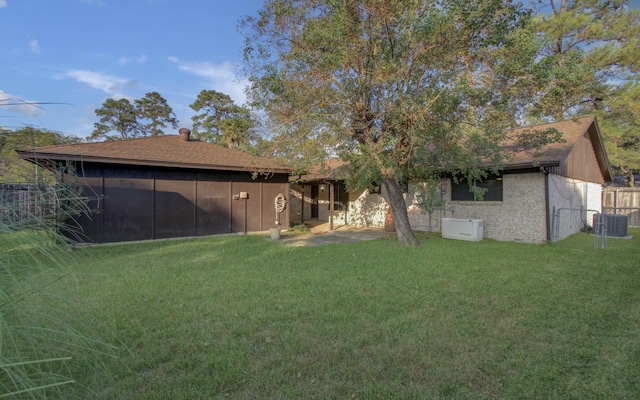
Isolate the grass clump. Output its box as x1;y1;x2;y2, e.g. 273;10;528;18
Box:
61;229;640;399
1;180;118;399
289;223;311;233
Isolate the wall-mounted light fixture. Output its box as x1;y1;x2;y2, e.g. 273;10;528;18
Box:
319;184;325;192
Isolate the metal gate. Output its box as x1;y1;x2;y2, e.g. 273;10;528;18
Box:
550;206;606;249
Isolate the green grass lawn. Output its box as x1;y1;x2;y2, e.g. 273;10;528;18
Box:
61;229;640;399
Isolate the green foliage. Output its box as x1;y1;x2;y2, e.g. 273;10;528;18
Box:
241;0;538;245
515;127;566;166
59;230;640;398
91;92;178;141
530;0;640;173
597;108;640;182
0;127;81;184
289;223;310;233
90;98;141;141
414;182;444;214
530;0;640;118
189;89;257;149
0;180;117;398
134;92;179;137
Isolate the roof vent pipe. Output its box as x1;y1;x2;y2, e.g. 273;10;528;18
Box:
179;128;191;141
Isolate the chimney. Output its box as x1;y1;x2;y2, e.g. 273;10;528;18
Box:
178;128;191;141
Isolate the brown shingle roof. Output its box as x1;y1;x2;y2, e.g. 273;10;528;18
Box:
298;116;612;183
300;158;348;182
504;115;612;180
505;116;590;166
17;135;291;174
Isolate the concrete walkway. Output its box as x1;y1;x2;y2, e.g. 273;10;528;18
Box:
274;224;393;247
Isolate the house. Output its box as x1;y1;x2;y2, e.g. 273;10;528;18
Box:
17;129;291;243
292;116;613;243
290;158;357;230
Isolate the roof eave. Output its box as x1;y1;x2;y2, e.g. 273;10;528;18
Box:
589;118;614;182
16;151;292;175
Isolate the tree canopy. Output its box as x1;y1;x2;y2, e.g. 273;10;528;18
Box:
90;92;178;141
135;92;179;137
242;0;537;245
530;0;640;180
1;126;81;183
190;89;257;149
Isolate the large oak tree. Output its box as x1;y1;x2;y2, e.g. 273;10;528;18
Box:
241;0;535;245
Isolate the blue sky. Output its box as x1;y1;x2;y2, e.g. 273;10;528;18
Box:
1;0;265;138
3;0;639;140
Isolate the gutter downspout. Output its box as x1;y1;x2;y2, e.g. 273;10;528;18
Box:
543;168;551;242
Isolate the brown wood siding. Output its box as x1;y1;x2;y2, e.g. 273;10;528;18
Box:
557;133;605;184
261;183;290;229
154;170;197;239
71;162;289;243
196;180;232;235
74;173;104;243
230;181;261;233
102;167;154;242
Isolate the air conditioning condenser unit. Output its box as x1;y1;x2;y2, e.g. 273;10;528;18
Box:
441;218;483;241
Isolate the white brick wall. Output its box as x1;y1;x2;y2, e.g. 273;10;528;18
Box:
405;174;548;243
292;173;603;244
548;175;602;241
346;188;388;227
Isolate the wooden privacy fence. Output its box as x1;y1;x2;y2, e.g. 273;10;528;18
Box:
0;184;58;226
602;187;640;227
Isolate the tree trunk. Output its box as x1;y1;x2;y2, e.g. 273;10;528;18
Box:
382;168;420;246
626;170;635;187
384;205;396;232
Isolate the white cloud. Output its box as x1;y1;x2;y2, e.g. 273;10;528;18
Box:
0;1;7;8
168;56;248;105
29;39;40;53
81;0;105;5
117;54;148;65
0;90;47;118
65;69;130;98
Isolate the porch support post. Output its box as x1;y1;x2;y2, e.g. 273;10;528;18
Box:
329;182;335;231
301;184;305;225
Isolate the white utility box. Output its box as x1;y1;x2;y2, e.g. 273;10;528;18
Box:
441;218;483;241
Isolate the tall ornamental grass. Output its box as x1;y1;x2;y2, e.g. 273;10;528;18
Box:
1;180;117;399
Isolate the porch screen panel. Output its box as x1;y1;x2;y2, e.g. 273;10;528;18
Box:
75;174;104;243
154;171;196;239
103;167;153;242
196;180;231;235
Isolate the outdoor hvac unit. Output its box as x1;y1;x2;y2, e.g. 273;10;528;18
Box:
593;214;628;237
441;218;484;241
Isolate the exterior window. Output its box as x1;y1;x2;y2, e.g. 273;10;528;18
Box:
451;175;503;201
